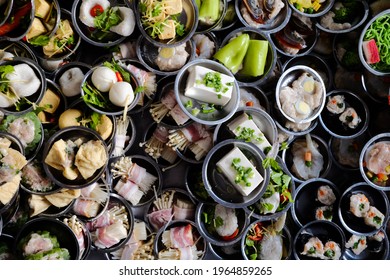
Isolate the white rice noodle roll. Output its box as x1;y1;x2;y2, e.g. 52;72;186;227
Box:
109;7;135;37
79;0;110;28
6;64;41;97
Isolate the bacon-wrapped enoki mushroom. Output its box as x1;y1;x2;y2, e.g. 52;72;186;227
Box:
139;125;170;160
149;89;190;125
63;215;86;258
111;157;157;193
72;182;109;218
158;224;204;260
147;190;176;231
110;221;155;260
112;115;131;157
88;205;130;249
168;123;213;161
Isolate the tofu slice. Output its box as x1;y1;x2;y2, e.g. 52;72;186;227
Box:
34;0;51;19
158;19;176;40
216;146;263;196
26;18;47;40
227;113;272;153
39;88;61;114
164;0;183;15
185;65;234;106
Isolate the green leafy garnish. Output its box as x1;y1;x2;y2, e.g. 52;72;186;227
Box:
103;60;130;83
94;7;122;32
373;216;382;225
324;249;335;259
82;82;110;109
28;35;50;46
200;103;216;114
307;247;316;254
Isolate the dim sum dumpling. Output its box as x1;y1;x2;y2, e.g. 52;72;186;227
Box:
75;140;107;179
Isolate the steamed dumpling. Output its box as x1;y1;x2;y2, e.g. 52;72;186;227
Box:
59;67;85;97
75;140;107;179
6;63;41;97
109;7;135;36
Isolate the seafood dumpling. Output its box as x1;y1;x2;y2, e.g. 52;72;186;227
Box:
259;233;283;260
214;204;238;238
75;140;107;179
315;205;333;221
259;192;280;214
365;142;390;176
339;107;361;129
326;95;345;114
301;236;324;259
323;241;341;260
109;7;135;37
193;34;216;59
6;64;41;97
59;67;85;97
155;44;189;71
364;206;385;229
79;0;110;28
345;235;367;255
349;193;370;218
317;185;336;205
291;134;324;180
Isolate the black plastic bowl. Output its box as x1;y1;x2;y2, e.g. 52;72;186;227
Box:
0;57;46;116
14;216;80;260
293;220;345;260
338;182;389;236
42;126;109;189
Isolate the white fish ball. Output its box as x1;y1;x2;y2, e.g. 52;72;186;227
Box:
6;63;41;97
109;7;135;36
109;81;134;107
59;67;85;97
91;66;117;92
79;0;110;28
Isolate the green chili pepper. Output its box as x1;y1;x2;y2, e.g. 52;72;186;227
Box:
240;40;269;77
195;0;201;8
199;0;220;25
214;33;250;74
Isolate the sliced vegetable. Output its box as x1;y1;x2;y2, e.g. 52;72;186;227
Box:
199;0;220;25
213;33;250;74
240;40;269;77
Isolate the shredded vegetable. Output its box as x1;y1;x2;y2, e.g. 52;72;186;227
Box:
364;14;390;71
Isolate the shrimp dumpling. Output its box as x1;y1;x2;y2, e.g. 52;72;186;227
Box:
315;206;333;221
323;241;341;260
6;63;41;97
317;185;336;206
339;107;361;129
349;193;370;218
326;95;345;114
260;233;283;260
301;237;324;259
345;235;367;255
364;206;385;229
79;0;110;28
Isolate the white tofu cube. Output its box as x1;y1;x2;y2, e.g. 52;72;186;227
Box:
185;65;234;107
216;146;263;196
227;113;272;152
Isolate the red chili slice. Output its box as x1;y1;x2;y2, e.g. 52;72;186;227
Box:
0;3;32;36
115;72;123;82
221;228;239;241
90;4;104;17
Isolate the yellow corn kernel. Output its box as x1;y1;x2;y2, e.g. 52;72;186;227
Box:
366;171;373;178
385;165;390;173
312;2;321;11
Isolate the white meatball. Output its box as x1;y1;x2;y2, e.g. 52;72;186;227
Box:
59;67;85;97
109;81;134;107
6;63;41;97
109;7;135;36
91;66;117;92
79;0;110;28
